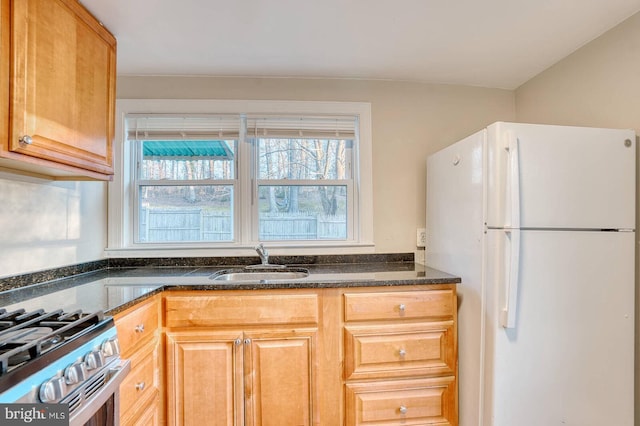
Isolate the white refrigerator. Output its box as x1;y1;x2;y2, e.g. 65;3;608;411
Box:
426;122;635;426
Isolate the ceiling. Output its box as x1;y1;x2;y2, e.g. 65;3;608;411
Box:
80;0;640;90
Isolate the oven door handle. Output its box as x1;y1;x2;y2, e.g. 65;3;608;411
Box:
69;358;131;426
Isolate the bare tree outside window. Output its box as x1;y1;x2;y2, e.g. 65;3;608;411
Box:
257;137;350;240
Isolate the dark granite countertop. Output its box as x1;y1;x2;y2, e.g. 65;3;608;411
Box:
0;262;460;316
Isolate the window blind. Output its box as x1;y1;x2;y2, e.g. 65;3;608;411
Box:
125;114;358;140
126;114;241;140
246;115;357;139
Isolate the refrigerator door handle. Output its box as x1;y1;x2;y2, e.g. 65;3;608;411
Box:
500;229;521;328
505;133;521;228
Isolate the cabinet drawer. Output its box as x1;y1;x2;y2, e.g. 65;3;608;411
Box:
165;293;319;327
345;377;457;426
120;338;159;417
344;289;455;322
122;395;160;426
115;299;159;355
344;321;455;380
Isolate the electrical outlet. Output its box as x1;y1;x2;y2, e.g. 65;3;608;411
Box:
417;228;426;248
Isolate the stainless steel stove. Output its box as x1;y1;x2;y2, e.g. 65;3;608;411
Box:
0;308;130;425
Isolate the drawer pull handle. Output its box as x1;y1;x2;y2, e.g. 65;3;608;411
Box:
19;135;33;145
399;405;408;415
398;304;406;312
399;349;406;357
134;324;145;333
135;381;145;391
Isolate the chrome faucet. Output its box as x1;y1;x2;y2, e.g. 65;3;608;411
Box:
255;243;269;266
247;244;285;269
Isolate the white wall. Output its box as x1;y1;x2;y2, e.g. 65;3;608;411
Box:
514;11;640;424
516;12;640;132
0;172;107;278
0;76;515;276
117;76;515;254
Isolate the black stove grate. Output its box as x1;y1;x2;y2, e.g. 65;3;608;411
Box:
0;308;105;375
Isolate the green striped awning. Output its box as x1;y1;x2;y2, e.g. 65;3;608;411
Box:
142;140;234;159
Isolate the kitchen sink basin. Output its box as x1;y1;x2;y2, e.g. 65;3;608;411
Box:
210;268;309;282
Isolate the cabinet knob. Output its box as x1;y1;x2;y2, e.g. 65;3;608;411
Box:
399;349;406;357
399;405;408;415
135;381;145;391
19;135;33;145
134;324;145;333
398;304;406;312
244;338;251;345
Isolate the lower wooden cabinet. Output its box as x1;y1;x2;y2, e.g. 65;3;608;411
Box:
166;329;317;426
113;295;163;425
343;286;458;426
156;284;457;425
164;291;320;426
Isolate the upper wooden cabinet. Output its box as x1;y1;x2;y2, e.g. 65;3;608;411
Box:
0;0;116;180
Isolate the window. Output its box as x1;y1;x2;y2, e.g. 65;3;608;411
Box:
107;100;373;255
128;115;239;243
250;116;355;241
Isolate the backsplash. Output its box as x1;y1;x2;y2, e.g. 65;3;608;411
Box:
0;253;414;292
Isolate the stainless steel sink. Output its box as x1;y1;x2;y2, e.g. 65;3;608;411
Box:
210;268;309;282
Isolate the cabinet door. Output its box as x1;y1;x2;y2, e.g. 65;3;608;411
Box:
9;0;116;176
244;330;317;426
166;331;244;426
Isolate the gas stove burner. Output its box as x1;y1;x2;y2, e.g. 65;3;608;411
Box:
0;308;107;377
0;305;129;425
0;327;54;345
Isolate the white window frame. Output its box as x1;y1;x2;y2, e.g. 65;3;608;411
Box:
106;99;374;257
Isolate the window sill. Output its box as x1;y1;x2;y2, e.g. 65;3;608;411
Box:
104;242;375;258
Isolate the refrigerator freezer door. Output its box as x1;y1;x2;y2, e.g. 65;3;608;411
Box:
486;122;635;230
483;229;634;426
426;128;485;426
